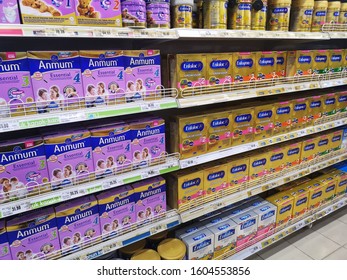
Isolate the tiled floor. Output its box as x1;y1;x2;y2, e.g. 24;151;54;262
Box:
246;206;347;260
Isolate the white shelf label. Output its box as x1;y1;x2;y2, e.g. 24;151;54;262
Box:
60;112;85;123
140;102;160;111
0;120;20;132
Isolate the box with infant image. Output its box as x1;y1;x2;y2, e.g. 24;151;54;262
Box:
19;0;77;25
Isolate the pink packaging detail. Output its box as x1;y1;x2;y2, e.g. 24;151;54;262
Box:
132;176;166;223
96;185;135;236
54;195;100;252
6;207;61;260
0;0;20;24
43;129;94;189
0;136;50;201
0;220;12;260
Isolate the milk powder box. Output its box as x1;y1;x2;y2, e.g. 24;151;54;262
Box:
0;220;11;260
28;51;83;112
19;0;76;25
256;51;278;80
287;186;309;218
129;117;165;167
75;0;122;26
233;52;256;82
335;91;347;114
171;114;208;159
0;136;50;200
276;51;287;78
169;53;207;93
132;176;166;222
124;50;161;102
55;195;101;251
266;193;294;226
202;214;230;228
182;228;214;260
7;207;61;260
43;129;94;189
232;210;258;247
315;174;337;202
0;52;35;117
268;146;286;174
284;142;302;168
167;168;204;210
0;0;20;24
90;122;132;178
329;49;343;73
226;156;250;189
253;203;276;238
206;53;233;86
292;98;308;130
322;93;337;118
312;50;329;74
305;181;324;209
330;130;343;152
203;163;228;196
317;134;330;157
253;103;274;141
96;185;135;235
301;137;318;163
273;100;293;135
307;95;323;126
231;107;254;146
209;219;237;258
286;50;313;76
249;151;269;181
244;197;268;209
80;50;125;106
206;110;232;152
175;223;206;240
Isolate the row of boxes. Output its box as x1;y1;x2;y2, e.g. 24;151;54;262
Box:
170;91;347;159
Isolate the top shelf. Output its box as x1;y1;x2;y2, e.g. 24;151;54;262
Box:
0;25;344;40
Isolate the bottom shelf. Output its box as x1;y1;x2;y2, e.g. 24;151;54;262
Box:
218;195;347;260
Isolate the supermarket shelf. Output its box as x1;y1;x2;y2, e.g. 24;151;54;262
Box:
0;154;180;219
223;195;347;260
0;97;177;133
59;209;180;260
179;116;347;169
179;151;347;223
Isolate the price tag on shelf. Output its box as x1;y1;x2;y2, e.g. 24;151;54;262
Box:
107;177;123;188
0;202;31;218
140;102;160;111
262;185;270;191
180;159;197;168
142;169;160;179
94;29;113;37
212;201;225;210
297;130;307;137
60;112;85;123
325;207;333;216
150;223;168;235
0;120;20;132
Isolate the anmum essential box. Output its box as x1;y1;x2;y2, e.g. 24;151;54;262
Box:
322;93;337;118
28;51;83;112
171;114;208;159
307;95;323;125
7;207;61;260
286;50;313;76
43;129;94;189
169;53;207;92
0;220;12;260
233;52;256;82
249;151;269;181
80;50;125;106
287;186;309;218
0;136;50;200
284;142;302;169
256;51;278;80
276;51;287;78
175;223;206;240
266;193;294;226
232;210;258;247
209;219;237;258
253;103;275;141
182;228;214;260
268;146;286;174
330;130;343;152
292;98;309;130
226;156;250;189
203;163;228;196
301;137;318;163
167;168;204;210
312;50;329;74
329;49;343;73
253;203;277;238
123;50;161;102
335;91;347;114
231;107;254;146
55;195;100;251
305;181;324;209
132;176;166;222
206;53;233;86
0;52;35;117
19;0;76;25
317;134;330;157
75;0;122;26
273;101;293;135
96;185;135;235
206;110;232;152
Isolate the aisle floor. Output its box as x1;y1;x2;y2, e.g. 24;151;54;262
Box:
247;206;347;260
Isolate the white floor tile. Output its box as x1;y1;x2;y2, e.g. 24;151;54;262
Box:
324;247;347;260
285;228;315;244
312;215;337;233
259;240;312;260
336;211;347;225
289;231;340;260
317;220;347;246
